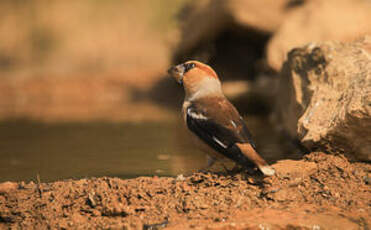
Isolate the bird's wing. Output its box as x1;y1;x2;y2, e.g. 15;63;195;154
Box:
185;96;257;165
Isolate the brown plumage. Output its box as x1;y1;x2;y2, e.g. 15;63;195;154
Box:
168;60;275;176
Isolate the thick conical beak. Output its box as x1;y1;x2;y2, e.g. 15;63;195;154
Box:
168;64;185;84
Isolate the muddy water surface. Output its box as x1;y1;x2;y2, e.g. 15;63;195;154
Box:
0;117;297;182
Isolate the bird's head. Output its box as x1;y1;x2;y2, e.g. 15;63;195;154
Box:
168;60;218;85
168;60;222;99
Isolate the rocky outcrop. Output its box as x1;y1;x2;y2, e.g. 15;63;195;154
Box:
267;0;371;71
175;0;294;58
225;0;292;33
274;36;371;161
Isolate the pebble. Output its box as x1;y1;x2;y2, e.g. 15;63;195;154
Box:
176;174;185;181
0;181;18;193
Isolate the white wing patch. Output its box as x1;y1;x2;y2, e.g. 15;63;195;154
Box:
187;108;208;120
212;136;227;148
230;120;237;128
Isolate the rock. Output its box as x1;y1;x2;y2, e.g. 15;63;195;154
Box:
225;0;292;33
267;0;371;71
273;36;371;161
175;0;227;57
0;181;18;194
176;0;293;57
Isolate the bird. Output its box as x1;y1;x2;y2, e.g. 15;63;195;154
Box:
168;60;275;176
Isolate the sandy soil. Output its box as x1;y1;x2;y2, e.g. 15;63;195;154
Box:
0;152;370;229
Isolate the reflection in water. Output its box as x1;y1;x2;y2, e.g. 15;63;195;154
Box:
0;117;301;182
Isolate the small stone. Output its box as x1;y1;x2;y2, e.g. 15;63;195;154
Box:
87;193;97;208
363;175;370;185
176;174;185;181
0;181;18;194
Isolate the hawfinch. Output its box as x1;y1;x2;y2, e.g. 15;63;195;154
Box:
168;60;275;176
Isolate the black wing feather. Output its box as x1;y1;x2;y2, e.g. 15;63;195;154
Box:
186;106;256;165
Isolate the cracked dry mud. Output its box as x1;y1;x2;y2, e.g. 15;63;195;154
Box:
0;152;370;229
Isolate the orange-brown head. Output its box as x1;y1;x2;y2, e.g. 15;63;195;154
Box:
168;60;218;84
168;61;221;99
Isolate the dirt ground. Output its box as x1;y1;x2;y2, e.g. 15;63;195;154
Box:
0;152;370;230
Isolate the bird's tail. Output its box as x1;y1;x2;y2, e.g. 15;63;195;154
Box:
235;143;275;176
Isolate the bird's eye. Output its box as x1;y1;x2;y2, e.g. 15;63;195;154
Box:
184;63;195;73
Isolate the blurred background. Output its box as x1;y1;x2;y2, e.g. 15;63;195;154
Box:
0;0;369;182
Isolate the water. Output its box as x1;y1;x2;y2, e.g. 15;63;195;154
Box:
0;121;205;182
0;117;299;182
